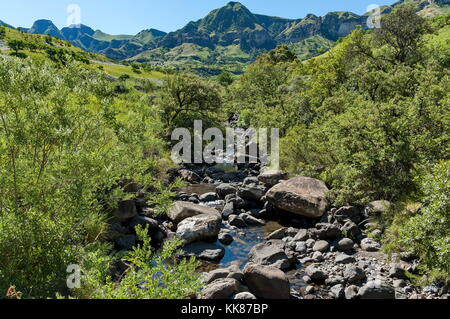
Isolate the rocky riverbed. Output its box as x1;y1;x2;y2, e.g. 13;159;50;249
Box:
107;162;448;300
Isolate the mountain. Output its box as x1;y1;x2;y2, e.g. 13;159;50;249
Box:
13;0;450;71
29;20;64;39
0;20;14;29
27;20;166;60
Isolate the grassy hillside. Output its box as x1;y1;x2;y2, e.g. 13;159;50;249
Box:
0;26;165;81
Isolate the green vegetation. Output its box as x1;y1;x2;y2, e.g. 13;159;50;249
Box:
226;7;449;281
0;43;211;298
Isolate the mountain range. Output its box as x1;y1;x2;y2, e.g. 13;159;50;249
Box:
2;0;449;68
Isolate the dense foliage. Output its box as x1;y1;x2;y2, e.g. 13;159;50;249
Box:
227;7;449;280
0;55;201;298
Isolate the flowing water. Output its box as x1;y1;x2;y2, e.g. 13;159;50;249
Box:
180;183;310;294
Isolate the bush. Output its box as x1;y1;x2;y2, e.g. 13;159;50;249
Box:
386;161;450;282
71;226;201;299
0;56;170;298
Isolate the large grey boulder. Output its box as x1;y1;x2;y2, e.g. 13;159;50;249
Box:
237;177;266;201
257;170;289;186
266;177;330;218
176;212;222;244
358;280;395;299
202;278;241;299
248;240;291;270
243;263;290;299
168;201;219;224
216;184;237;199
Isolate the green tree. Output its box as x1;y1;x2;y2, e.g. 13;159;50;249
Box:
374;4;431;63
158;73;223;134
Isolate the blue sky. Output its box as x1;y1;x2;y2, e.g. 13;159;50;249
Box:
1;0;395;35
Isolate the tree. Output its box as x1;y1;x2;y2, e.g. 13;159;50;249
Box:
374;4;431;63
158;73;222;133
7;39;25;54
217;72;234;87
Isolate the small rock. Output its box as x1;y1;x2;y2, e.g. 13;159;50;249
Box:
218;233;234;245
229;215;247;228
344;265;366;284
293;229;309;241
305;286;315;294
345;285;359;299
313;240;330;252
305;264;328;282
233;292;257;300
312;251;324;262
199;192;219;202
361;238;381;252
330;284;345;299
113;200;137;222
241;213;265;226
295;241;307;254
248;240;291;270
336;238;355;251
335;253;356;264
181;242;225;262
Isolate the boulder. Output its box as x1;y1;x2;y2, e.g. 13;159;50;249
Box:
202;269;231;285
336;238;355;251
168;201;220;224
221;202;235;219
180;242;225;262
340;220;360;238
243;263;290;299
248;240;291;270
216;184;237;199
218;232;234;245
365;200;392;217
266;177;330;218
202;278;241;299
113;200;138;222
199;192;219;202
358;280;395;299
361;238;381;252
257;170;289;186
176;212;222;244
314;223;341;240
344;265;366;284
229;215;247;228
305;264;328;282
293;229;310;241
334;206;362;223
313;240;330;252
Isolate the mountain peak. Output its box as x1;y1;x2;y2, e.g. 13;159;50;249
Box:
29;19;65;39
